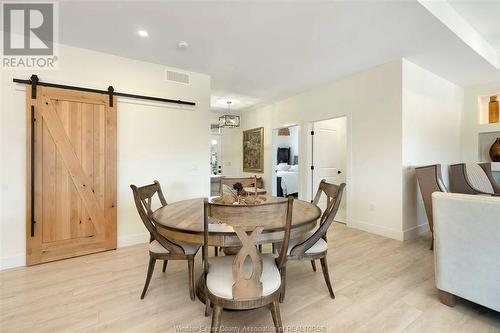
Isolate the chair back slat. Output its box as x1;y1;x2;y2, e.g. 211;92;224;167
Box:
290;182;345;256
312;180;342;225
130;181;184;254
204;198;293;300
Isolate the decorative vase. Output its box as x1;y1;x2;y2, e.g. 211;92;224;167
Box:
490;138;500;162
489;96;499;124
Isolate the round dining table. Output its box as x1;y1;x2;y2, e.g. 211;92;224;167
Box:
151;196;321;303
151;196;322;248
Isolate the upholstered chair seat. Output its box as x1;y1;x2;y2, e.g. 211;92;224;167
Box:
206;254;281;299
149;240;200;255
287;237;328;255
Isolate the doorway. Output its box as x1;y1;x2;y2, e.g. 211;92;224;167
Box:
272;125;300;198
310;117;348;223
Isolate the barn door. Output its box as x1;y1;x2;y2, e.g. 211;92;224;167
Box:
26;86;116;265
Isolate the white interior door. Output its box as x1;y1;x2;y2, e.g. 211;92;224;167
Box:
312;120;342;212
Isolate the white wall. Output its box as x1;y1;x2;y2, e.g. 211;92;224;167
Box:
401;60;464;239
241;60;405;240
0;44;211;269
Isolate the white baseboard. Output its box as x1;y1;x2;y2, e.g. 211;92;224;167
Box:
403;223;430;241
348;219;404;241
0;254;25;270
0;232;150;271
117;232;149;248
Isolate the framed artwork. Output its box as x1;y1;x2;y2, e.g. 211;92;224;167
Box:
243;127;264;173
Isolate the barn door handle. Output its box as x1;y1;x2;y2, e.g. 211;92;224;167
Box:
30;105;36;237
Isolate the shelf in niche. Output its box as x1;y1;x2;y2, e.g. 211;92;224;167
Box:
478;131;500;162
478;123;500;134
478;93;500;125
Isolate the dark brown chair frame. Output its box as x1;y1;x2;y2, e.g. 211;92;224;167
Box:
415;164;448;250
280;180;345;302
202;197;294;332
131;181;200;300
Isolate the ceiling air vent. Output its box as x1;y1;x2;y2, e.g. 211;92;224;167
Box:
165;70;190;84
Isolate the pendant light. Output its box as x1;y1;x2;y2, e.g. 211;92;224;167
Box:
219;101;240;128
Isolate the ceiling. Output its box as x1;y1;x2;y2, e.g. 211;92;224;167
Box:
58;1;500;111
449;0;500;53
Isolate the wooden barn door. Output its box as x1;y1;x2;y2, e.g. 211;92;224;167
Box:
26;86;117;265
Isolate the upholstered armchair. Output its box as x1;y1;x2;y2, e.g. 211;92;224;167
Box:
449;163;499;196
415;164;448;250
479;162;500;194
432;192;500;312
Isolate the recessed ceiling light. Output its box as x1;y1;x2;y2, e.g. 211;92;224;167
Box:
178;41;189;49
138;30;148;37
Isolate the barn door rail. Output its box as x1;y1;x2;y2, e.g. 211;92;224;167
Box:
13;74;196;107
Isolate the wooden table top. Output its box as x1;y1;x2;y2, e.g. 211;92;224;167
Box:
152;197;321;236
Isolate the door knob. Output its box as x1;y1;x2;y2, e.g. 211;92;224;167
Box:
337;170;341;174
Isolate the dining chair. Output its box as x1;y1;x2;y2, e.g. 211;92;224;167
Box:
415;164;448;250
449;163;499;196
131;181;200;300
279;180;345;302
479;162;500;194
202;197;294;332
218;176;266;254
220;176;266;196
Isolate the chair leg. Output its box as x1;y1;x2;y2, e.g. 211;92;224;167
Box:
320;257;335;299
211;304;223;332
430;234;434;251
269;299;283;331
162;260;168;272
272;243;276;255
279;266;287;303
214;246;219;256
311;260;317;272
438;290;456;307
205;298;211;317
188;258;195;301
258;244;263;253
141;257;156;299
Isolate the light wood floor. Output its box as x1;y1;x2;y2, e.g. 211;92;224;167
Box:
1;224;499;332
